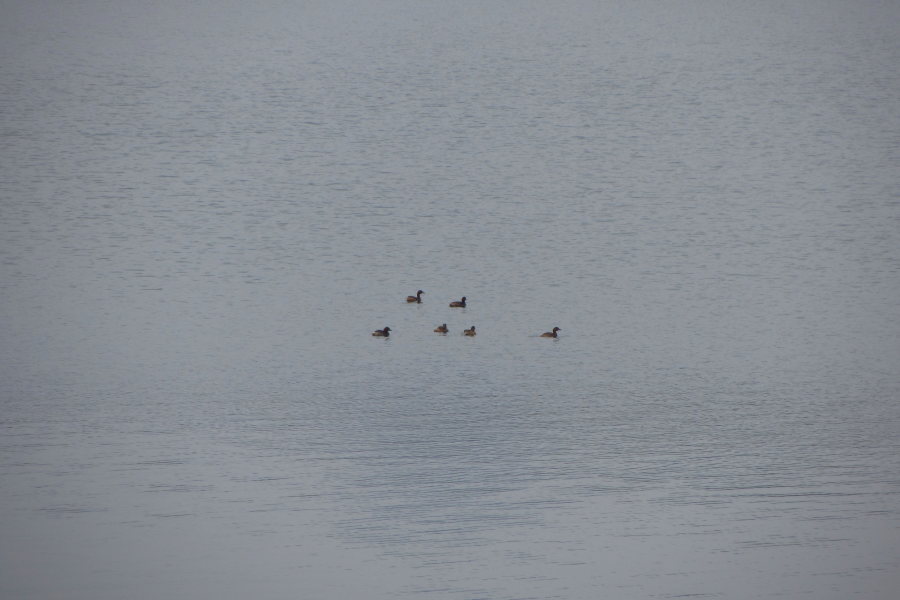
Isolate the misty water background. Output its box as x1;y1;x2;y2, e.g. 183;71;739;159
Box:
2;1;899;598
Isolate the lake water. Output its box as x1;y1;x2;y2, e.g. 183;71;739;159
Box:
2;1;899;598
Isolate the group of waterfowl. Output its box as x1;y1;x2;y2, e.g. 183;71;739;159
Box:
372;291;560;339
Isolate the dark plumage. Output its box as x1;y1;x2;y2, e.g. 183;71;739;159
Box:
541;327;561;338
406;290;424;303
449;296;467;308
463;326;476;336
434;324;448;333
372;327;391;337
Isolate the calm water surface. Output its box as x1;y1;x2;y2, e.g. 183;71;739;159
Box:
2;1;899;598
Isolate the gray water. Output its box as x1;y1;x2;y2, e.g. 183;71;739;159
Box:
2;1;899;598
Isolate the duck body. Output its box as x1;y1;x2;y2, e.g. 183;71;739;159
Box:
372;327;391;337
406;290;424;303
541;327;561;338
434;324;448;333
449;296;467;308
463;326;476;336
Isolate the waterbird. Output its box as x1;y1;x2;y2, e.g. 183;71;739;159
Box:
541;327;561;338
372;327;391;337
434;324;448;333
449;296;467;308
463;326;476;336
406;290;424;303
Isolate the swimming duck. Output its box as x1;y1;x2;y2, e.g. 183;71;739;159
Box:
449;296;467;308
541;327;561;338
406;290;424;303
434;324;448;333
372;327;391;337
463;326;476;336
